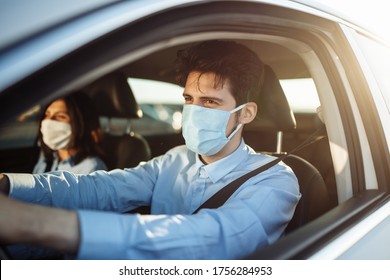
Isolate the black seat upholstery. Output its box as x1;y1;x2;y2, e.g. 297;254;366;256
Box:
283;155;330;232
253;65;297;132
85;72;151;170
99;131;151;170
251;65;331;232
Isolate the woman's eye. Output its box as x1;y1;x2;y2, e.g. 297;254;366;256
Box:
55;114;70;121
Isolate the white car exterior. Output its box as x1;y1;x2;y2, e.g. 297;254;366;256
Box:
1;0;390;260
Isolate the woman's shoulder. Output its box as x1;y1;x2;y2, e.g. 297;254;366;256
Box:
84;156;107;169
72;156;108;174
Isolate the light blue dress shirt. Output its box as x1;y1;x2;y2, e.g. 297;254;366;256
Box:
7;140;300;260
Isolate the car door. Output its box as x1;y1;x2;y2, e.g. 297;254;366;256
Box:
1;0;390;259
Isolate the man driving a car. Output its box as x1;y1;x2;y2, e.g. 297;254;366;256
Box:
0;40;300;259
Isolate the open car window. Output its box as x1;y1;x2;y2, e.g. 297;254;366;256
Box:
126;77;322;136
1;0;390;264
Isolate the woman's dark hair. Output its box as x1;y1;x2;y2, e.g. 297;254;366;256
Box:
175;40;265;105
39;91;103;165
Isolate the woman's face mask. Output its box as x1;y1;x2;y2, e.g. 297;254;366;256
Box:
181;103;246;156
40;119;72;150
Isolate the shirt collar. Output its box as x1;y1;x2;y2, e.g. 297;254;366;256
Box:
199;139;249;183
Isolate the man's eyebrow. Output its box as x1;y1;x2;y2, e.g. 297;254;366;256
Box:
182;93;224;103
199;96;224;102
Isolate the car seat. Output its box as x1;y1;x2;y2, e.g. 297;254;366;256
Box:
85;72;152;170
249;65;331;232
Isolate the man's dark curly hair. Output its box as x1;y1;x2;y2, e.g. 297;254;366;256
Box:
175;40;264;105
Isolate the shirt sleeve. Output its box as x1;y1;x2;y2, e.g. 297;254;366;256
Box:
6;158;161;212
76;166;300;260
7;151;300;260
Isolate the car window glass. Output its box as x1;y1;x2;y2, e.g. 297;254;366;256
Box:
129;77;320;133
0;105;40;149
281;78;320;113
128;78;184;135
354;32;390;113
0;77;321;150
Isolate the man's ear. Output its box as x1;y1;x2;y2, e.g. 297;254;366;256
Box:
239;102;257;124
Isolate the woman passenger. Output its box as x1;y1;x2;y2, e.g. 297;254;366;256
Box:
33;91;107;174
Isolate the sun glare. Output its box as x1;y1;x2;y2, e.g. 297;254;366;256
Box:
316;0;390;43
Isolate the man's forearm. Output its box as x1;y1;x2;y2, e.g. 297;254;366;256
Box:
0;193;80;255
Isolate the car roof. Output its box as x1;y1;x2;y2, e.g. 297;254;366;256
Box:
0;0;117;51
0;0;378;52
1;0;384;109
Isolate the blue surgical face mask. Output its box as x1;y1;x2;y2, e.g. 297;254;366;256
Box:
182;103;246;156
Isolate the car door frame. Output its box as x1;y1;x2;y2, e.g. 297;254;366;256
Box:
0;0;389;259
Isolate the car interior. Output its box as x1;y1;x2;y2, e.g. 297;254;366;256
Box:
0;38;337;227
0;0;390;262
87;40;337;215
83;72;152;170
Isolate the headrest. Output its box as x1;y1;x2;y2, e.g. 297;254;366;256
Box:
251;65;296;131
86;72;142;119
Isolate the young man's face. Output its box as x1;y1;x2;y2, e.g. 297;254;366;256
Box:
182;71;240;138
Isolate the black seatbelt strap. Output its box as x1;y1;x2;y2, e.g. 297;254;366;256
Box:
193;125;326;214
